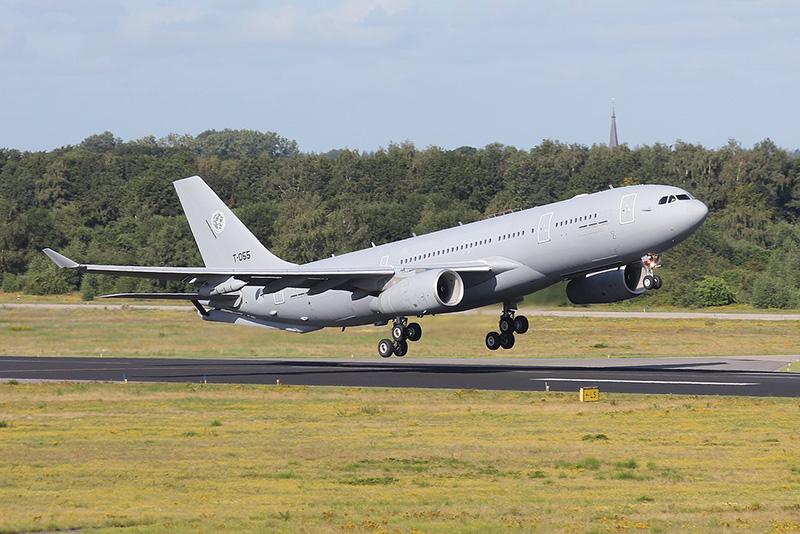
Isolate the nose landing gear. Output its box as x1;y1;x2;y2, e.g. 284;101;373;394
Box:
642;253;663;291
378;317;423;357
485;302;528;351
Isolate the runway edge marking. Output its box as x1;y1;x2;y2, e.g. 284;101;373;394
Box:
529;378;759;386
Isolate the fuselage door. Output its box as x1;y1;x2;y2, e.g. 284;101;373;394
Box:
619;194;636;225
537;212;553;243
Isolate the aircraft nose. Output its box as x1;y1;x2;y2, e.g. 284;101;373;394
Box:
687;199;708;229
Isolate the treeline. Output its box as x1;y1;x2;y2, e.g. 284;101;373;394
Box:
1;129;799;308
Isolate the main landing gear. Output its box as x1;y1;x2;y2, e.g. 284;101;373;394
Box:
485;303;529;351
641;253;663;291
378;317;423;357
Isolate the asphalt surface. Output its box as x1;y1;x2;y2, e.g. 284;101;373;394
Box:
1;356;798;397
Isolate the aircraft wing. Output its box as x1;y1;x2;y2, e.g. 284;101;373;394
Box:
43;250;518;301
403;259;518;273
42;248;396;282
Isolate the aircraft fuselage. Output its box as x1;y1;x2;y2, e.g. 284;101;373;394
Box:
223;184;707;331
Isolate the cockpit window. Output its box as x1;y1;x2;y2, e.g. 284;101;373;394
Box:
660;193;695;205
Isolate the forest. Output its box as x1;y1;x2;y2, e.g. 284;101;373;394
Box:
1;129;799;308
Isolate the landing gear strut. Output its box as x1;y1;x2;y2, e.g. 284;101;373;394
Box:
485;302;528;351
378;317;423;357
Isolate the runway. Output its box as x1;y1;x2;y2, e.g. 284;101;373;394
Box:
1;356;798;397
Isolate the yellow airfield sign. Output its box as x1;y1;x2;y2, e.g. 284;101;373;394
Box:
580;387;600;402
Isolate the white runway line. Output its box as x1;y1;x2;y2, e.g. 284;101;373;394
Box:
530;378;759;386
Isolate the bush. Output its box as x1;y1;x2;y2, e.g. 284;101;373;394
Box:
693;276;736;307
22;255;74;295
751;274;798;309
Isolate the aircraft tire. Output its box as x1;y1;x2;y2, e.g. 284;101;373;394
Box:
485;332;501;351
391;324;406;341
499;316;514;333
499;332;515;349
643;275;655;290
513;315;529;334
406;322;422;342
394;340;408;357
653;275;663;290
378;338;395;358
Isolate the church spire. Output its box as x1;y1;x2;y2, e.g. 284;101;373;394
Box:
609;101;619;148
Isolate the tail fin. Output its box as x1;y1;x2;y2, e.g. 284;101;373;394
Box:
173;176;295;268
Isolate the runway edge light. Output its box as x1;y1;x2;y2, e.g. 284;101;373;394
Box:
580;387;600;402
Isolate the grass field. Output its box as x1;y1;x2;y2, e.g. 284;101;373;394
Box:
2;306;800;359
1;382;798;533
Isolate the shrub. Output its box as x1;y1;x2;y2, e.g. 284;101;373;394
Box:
751;273;798;309
693;276;735;307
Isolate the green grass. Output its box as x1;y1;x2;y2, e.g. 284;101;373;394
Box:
2;306;800;359
0;382;799;532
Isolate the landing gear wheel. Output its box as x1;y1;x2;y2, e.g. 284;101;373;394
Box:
406;322;422;342
393;340;408;357
391;323;406;341
499;316;514;334
485;332;501;351
499;332;516;349
378;338;394;358
652;275;663;290
513;315;529;334
643;275;655;290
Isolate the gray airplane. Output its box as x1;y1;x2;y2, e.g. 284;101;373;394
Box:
44;176;708;357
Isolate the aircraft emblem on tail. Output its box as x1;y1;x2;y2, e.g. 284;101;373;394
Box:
210;211;226;234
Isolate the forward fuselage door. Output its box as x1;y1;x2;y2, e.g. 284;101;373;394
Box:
619;194;636;225
537;212;553;243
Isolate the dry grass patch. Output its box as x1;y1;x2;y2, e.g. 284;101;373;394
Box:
0;382;799;532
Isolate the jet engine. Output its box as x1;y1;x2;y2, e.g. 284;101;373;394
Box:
374;269;464;316
566;263;645;304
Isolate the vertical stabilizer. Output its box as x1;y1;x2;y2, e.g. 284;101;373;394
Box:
173;176;295;268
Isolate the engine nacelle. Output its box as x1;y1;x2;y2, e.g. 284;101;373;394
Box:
374;269;464;316
566;263;645;304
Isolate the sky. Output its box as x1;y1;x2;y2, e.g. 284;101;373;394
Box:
1;0;799;152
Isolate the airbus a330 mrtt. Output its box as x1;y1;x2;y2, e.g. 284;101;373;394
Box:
44;176;708;357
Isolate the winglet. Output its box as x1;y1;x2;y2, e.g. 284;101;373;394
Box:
42;248;80;269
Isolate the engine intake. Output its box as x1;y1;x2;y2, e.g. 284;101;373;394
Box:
374;269;464;316
566;263;645;304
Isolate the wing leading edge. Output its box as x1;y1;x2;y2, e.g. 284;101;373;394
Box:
42;248;396;282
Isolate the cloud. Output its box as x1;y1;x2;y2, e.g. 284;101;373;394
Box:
241;0;410;47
